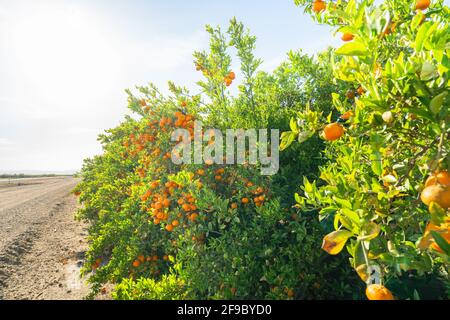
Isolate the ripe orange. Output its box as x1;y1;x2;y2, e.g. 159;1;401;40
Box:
241;197;250;204
215;175;222;181
182;203;191;211
166;224;174;232
197;169;205;176
312;0;326;13
366;284;394;300
341;33;354;42
225;78;232;86
416;0;431;11
137;255;145;263
340;110;354;120
322;123;345;141
181;101;187;107
132;260;141;268
172;220;179;227
425;171;450;187
357;86;365;95
420;184;450;209
163;198;171;208
228;71;236;80
231;203;238;209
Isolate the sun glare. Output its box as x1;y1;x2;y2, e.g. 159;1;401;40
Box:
8;3;120;115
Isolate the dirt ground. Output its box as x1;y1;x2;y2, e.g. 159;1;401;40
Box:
0;177;93;300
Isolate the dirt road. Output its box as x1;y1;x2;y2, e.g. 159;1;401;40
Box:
0;177;90;300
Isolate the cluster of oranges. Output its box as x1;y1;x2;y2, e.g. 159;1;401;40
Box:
420;170;450;210
178;193;199;222
224;71;236;87
231;181;267;208
140;177;201;232
420;170;450;253
131;254;170;276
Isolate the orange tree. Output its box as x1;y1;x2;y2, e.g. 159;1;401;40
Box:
75;19;364;299
282;0;449;299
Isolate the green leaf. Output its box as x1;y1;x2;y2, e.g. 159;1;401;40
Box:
430;91;448;115
280;131;296;151
429;202;447;225
298;130;314;143
370;151;382;176
335;40;368;56
358;222;381;241
420;62;438;81
333;197;352;209
289;118;299;133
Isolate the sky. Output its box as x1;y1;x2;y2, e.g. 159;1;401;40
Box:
0;0;340;173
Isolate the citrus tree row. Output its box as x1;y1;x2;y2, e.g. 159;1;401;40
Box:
74;18;362;299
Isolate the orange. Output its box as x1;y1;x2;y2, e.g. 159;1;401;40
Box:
425;171;450;187
181;101;187;107
197;169;205;176
132;260;141;268
166;224;174;232
215;175;222;181
287;289;295;298
182;203;191;211
228;71;236;80
225;78;232;86
340;111;354;120
420;184;450;209
163;198;171;208
241;197;250;204
366;284;394;300
137;255;145;263
341;33;354;42
357;86;365;95
172;220;179;227
322;123;345;141
312;0;326;13
416;0;431;10
231;203;238;209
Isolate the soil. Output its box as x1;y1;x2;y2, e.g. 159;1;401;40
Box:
0;177;92;300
